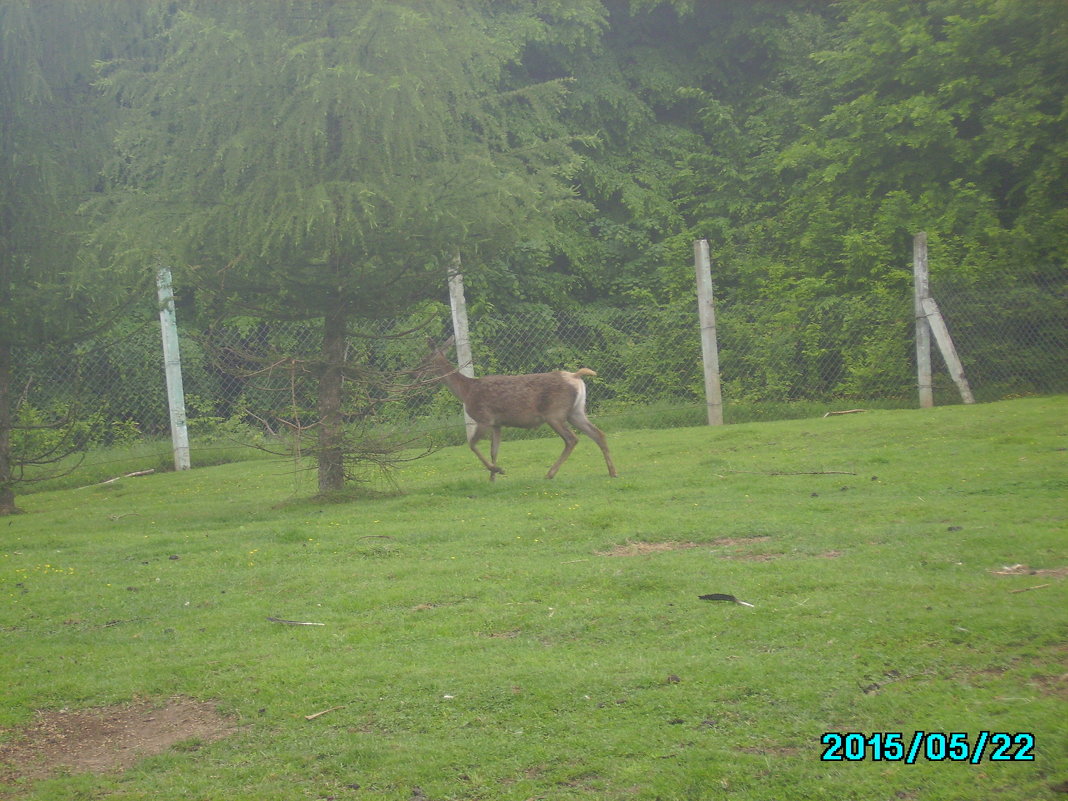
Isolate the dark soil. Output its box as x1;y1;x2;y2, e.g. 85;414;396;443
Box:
0;697;238;784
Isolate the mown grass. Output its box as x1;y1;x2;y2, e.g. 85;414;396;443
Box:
1;396;1065;800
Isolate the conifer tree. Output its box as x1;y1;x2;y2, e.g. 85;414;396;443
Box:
0;1;140;513
95;1;588;493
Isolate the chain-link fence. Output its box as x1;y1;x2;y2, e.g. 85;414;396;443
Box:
12;271;1067;452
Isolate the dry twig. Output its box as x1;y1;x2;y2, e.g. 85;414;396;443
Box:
78;469;155;489
304;706;345;720
266;617;325;626
1009;583;1051;594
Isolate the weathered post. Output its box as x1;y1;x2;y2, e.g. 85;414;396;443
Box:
920;296;975;404
694;239;724;425
913;233;934;408
447;255;477;439
156;265;191;470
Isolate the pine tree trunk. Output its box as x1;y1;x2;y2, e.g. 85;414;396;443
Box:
317;305;347;494
0;341;20;515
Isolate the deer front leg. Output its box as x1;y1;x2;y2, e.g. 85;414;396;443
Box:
469;424;505;480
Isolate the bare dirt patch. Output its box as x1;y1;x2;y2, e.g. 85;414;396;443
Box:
991;563;1068;579
596;540;701;557
481;629;521;639
0;697;238;784
1031;671;1068;700
708;536;772;548
1030;644;1068;701
597;536;775;558
717;551;782;562
710;536;781;561
736;743;801;757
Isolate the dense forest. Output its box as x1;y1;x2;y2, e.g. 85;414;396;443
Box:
1;0;1065;504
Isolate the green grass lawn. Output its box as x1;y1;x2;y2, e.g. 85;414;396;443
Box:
1;396;1066;799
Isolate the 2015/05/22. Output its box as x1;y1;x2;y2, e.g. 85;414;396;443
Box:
820;731;1035;763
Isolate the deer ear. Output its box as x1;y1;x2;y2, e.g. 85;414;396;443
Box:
442;334;456;350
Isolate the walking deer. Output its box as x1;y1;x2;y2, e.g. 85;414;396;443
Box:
421;337;617;481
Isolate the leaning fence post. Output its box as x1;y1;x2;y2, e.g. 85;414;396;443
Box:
447;255;477;439
156;264;191;470
913;232;934;408
920;296;975;404
694;239;724;425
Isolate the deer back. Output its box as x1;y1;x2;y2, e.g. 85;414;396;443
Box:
462;372;583;429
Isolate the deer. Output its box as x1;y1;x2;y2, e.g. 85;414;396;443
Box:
421;337;617;481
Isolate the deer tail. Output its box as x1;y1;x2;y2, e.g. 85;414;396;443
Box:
573;368;597;378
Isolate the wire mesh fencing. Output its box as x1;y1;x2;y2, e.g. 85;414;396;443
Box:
930;272;1067;402
12;271;1067;454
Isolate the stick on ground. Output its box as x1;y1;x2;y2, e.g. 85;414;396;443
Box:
305;706;345;720
1009;583;1050;594
78;469;155;489
266;617;325;626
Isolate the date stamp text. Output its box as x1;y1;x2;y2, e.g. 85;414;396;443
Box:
820;731;1035;763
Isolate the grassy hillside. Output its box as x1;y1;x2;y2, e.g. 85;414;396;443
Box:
1;397;1065;799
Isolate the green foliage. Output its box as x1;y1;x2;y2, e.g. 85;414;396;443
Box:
10;402;93;468
13;401;141;470
764;0;1067;291
0;1;125;344
0;1;151;510
717;290;915;403
94;0;588;321
931;271;1068;402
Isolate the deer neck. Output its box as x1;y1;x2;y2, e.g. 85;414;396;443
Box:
431;355;476;402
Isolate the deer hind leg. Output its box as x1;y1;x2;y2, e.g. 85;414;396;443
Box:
568;411;617;478
469;423;505;480
488;426;503;481
545;419;580;479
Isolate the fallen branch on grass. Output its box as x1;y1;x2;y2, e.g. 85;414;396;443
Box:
304;706;345;720
1009;583;1050;594
823;409;868;417
266;617;325;626
78;469;155;489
